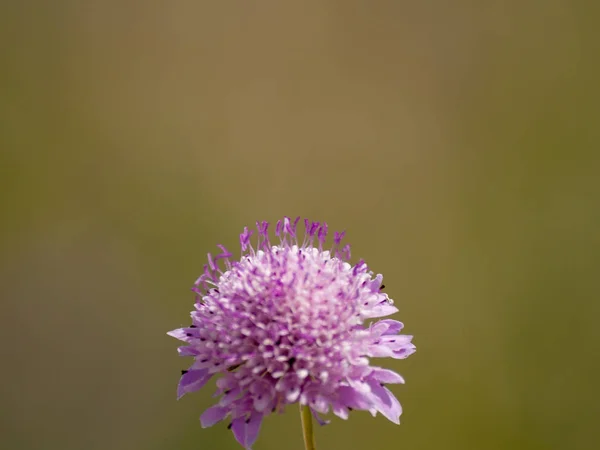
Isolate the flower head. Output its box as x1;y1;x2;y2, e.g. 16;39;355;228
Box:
168;217;415;449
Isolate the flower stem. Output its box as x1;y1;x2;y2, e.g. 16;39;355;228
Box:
300;404;316;450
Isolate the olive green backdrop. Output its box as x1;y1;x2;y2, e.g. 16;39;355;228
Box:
1;2;598;450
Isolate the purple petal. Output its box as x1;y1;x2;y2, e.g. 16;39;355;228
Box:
369;367;405;384
368;274;384;292
367;344;395;358
347;378;372;395
275;373;301;403
337;386;373;411
310;394;330;414
177;369;212;399
362;303;399;319
177;346;200;357
311;407;331;426
332;403;350;420
372;319;404;336
249;379;276;412
167;328;187;340
368;336;415;359
393;343;417;359
244;410;263;449
231;417;247;449
216;374;238;390
367;381;402;424
200;405;229;428
219;387;242;407
379;335;414;351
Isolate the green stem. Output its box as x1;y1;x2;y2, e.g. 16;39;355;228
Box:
300;404;316;450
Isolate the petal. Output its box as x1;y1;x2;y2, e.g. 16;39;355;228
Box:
286;385;301;403
368;336;415;359
337;386;373;411
216;374;238;390
368;274;384;292
244;410;264;449
372;319;404;336
177;346;200;357
219;387;242;407
348;364;372;379
255;391;276;412
200;405;229;428
369;367;405;384
379;335;414;351
347;379;372;394
311;407;331;426
192;359;221;371
249;379;276;412
231;417;247;449
177;369;212;399
378;389;402;424
310;395;330;414
362;303;399;319
393;343;417;359
275;372;300;393
367;381;402;424
167;328;187;340
253;394;273;412
367;344;395;358
332;403;350;420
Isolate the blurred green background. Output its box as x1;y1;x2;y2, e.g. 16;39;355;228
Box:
1;1;598;449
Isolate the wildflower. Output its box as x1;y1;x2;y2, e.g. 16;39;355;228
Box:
168;217;415;449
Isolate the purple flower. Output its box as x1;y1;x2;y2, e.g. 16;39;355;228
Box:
168;217;415;449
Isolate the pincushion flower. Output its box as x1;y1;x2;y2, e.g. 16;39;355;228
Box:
168;217;415;449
